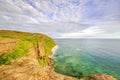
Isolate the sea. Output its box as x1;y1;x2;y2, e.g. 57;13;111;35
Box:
53;39;120;79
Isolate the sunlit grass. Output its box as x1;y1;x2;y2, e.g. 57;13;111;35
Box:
0;30;56;66
0;40;30;65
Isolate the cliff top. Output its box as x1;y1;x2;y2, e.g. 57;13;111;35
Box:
0;30;78;80
0;30;116;80
0;30;56;66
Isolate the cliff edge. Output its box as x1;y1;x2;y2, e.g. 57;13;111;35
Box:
0;30;77;80
0;30;116;80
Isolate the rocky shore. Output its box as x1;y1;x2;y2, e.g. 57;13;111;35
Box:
0;30;117;80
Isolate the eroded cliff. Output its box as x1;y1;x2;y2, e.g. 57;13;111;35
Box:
0;30;77;80
0;30;116;80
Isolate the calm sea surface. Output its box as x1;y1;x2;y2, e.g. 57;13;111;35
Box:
53;39;120;79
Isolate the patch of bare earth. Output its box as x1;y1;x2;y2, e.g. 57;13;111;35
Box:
0;57;78;80
0;38;17;56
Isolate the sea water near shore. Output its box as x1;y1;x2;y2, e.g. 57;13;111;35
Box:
53;39;120;79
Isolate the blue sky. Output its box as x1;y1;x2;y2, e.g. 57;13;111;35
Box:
0;0;120;38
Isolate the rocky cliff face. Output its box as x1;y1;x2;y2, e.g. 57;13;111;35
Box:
0;57;77;80
0;30;77;80
0;30;117;80
0;38;16;56
81;74;116;80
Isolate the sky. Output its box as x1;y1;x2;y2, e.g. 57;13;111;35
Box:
0;0;120;38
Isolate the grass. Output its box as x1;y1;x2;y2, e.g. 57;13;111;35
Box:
0;30;56;66
37;37;56;66
2;35;14;38
0;40;30;65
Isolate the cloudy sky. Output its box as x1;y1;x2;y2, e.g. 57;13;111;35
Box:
0;0;120;38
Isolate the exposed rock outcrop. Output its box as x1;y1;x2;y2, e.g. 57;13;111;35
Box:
0;30;77;80
81;74;116;80
0;38;16;56
0;57;77;80
0;30;117;80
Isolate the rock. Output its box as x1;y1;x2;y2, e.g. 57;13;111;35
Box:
0;38;16;56
81;74;116;80
0;30;117;80
0;57;78;80
0;30;77;80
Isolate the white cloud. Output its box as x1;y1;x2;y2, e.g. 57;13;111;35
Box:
0;0;120;38
59;26;120;38
59;27;105;38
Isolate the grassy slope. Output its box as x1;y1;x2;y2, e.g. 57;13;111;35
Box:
0;30;56;66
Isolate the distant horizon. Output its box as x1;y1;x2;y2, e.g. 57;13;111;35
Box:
54;37;120;39
1;29;120;39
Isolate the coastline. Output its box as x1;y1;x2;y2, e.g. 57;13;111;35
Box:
0;30;117;80
50;45;117;80
49;45;58;58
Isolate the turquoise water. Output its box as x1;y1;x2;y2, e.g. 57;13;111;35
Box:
53;39;120;79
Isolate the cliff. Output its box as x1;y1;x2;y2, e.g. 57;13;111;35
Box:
0;30;77;80
0;30;116;80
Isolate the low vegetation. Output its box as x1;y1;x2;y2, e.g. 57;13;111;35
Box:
0;39;30;65
0;30;56;66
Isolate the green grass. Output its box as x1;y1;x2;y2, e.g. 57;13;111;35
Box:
44;38;56;55
0;30;56;66
0;39;30;65
38;58;46;67
2;35;14;38
21;37;40;43
37;38;56;66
